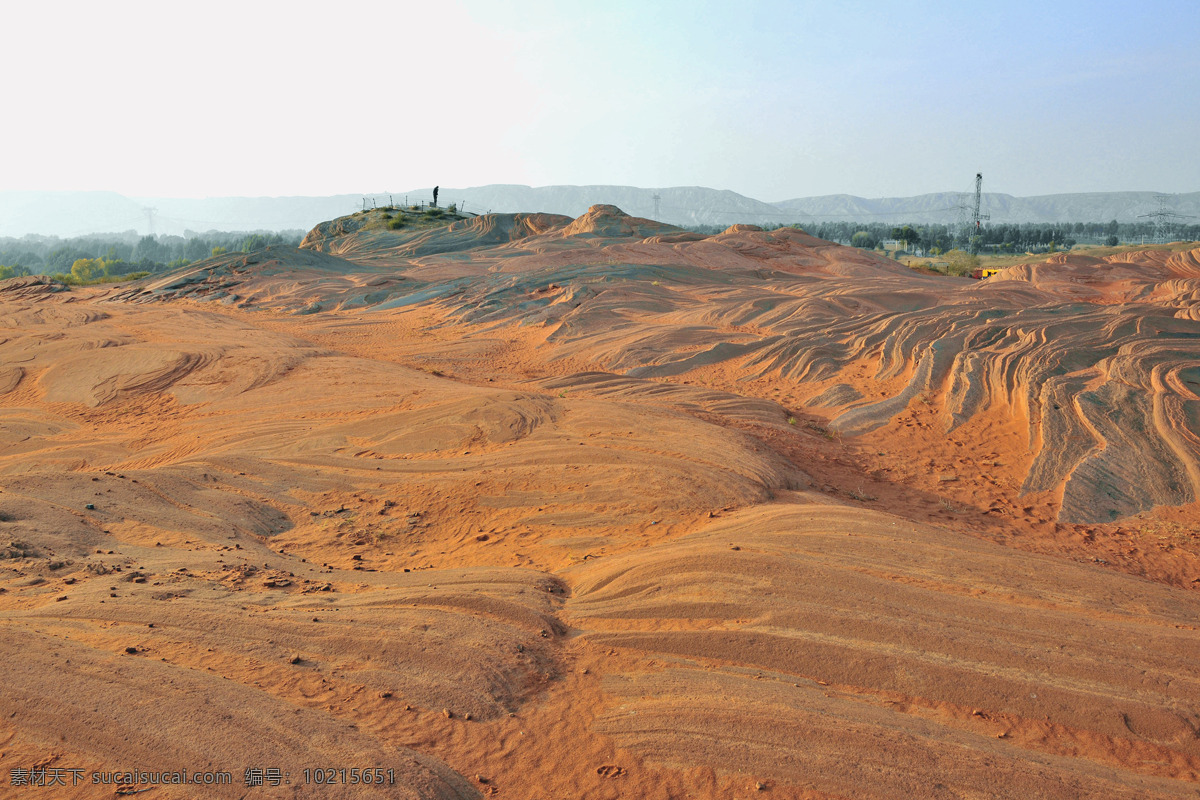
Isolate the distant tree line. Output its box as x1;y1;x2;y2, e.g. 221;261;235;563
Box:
799;220;1200;253
685;220;1200;254
0;229;304;280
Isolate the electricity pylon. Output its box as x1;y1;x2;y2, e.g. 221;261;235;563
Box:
1138;195;1194;244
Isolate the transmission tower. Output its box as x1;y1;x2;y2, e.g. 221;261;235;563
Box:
652;193;661;220
969;173;990;254
142;207;157;237
953;173;990;254
1138;195;1194;244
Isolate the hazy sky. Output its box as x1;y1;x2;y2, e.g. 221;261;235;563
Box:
6;0;1198;200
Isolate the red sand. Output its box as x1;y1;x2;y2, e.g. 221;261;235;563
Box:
2;210;1199;799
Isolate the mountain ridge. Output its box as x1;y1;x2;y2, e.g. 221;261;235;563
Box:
2;185;1197;238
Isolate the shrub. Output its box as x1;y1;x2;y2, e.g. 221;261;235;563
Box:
942;249;979;277
70;258;104;282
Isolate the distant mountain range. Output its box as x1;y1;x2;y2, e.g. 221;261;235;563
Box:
2;186;1197;238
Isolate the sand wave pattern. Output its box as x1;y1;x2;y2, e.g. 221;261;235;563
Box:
2;206;1199;799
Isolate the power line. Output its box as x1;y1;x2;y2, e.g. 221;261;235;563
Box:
656;202;964;219
1138;195;1195;244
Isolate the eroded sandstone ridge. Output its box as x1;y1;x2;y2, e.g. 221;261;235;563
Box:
115;206;1200;525
3;206;1198;799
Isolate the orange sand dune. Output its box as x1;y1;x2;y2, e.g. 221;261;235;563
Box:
2;207;1199;799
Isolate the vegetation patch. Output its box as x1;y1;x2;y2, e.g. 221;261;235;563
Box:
0;230;303;280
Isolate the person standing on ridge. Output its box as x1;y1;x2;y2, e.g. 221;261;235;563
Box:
433;186;439;208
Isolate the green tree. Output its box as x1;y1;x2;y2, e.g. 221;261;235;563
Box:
0;265;14;280
240;234;268;252
104;244;132;262
851;231;877;249
47;246;91;271
890;225;919;251
185;238;209;261
70;257;102;283
134;236;166;263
